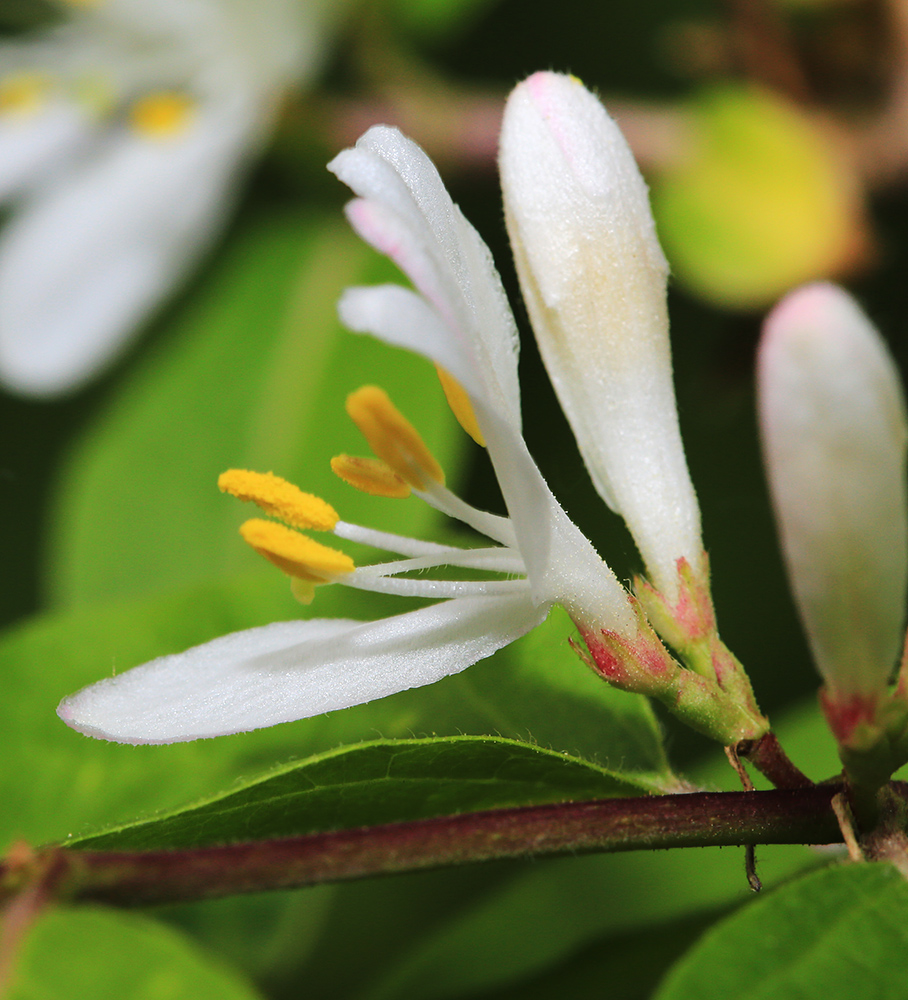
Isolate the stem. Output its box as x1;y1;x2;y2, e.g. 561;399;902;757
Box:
736;731;814;788
0;785;864;909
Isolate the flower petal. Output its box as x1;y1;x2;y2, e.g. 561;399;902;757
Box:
57;593;549;744
329;125;522;430
758;282;908;697
0;100;93;201
0;88;263;396
500;72;703;598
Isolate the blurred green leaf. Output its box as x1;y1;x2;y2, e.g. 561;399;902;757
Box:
8;907;264;1000
653;862;908;1000
388;0;498;37
466;908;723;1000
652;86;863;309
48;207;465;607
69;736;650;851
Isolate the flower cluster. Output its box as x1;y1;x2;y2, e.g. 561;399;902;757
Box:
58;71;769;748
0;0;335;396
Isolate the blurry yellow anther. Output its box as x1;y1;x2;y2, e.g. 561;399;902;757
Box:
219;470;339;532
330;455;411;499
130;91;194;137
0;73;50;117
346;386;444;491
435;366;485;446
239;519;354;582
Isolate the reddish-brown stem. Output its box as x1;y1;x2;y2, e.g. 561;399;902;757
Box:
0;786;861;910
736;731;814;789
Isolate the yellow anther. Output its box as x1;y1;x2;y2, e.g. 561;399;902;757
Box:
219;470;339;532
330;454;411;499
130;91;194;137
240;519;354;582
435;366;485;447
346;386;444;491
0;73;50;117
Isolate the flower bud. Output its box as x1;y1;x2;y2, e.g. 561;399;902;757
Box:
499;71;702;601
758;282;908;701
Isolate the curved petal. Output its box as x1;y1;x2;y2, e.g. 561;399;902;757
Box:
500;72;703;598
329;125;522;430
0;88;264;396
57;593;549;744
759;282;908;697
0;101;93;201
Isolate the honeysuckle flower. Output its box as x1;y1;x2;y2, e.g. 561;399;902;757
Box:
0;0;335;397
58;72;768;746
759;282;908;782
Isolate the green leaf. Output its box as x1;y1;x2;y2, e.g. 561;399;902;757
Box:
67;736;649;851
653;862;908;1000
8;907;264;1000
47;205;465;607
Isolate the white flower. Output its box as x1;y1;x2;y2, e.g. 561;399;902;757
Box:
59;72;762;747
0;0;336;397
758;282;908;716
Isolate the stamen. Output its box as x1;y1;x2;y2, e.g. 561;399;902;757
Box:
239;519;354;582
344;572;531;600
331;454;411;498
346;386;444;490
436;366;485;446
334;521;455;558
219;470;339;532
130;91;194;137
0;73;50;117
351;546;526;577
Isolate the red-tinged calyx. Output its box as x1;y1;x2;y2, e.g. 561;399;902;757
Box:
579;598;680;697
635;554;766;727
577;596;769;744
635;556;715;658
821;685;908;797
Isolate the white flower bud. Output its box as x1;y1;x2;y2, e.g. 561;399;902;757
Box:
499;71;702;600
759;282;908;697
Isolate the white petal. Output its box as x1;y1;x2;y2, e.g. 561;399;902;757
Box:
0;91;263;397
758;282;908;697
0;101;93;201
57;594;549;744
329;126;523;430
339;284;483;401
500;72;703;598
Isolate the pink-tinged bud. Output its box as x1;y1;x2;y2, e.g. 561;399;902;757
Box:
759;282;908;702
499;72;703;602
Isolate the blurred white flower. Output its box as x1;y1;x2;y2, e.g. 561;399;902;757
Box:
0;0;336;397
759;282;908;740
58;73;766;747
